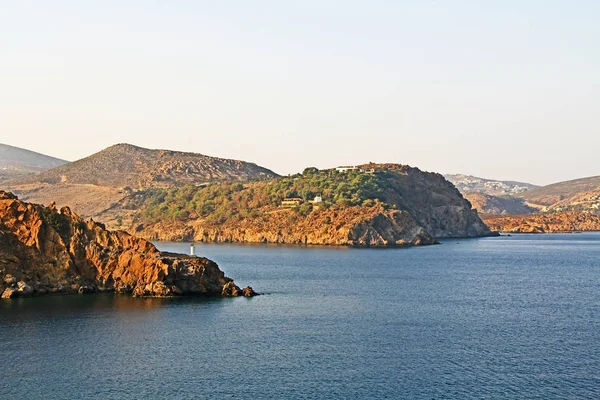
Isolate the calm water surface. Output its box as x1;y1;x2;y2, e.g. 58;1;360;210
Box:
1;234;599;399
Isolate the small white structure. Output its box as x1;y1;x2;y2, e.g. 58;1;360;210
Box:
313;196;323;203
336;166;359;172
190;243;195;257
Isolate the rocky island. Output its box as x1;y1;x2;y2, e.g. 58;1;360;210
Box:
0;191;255;298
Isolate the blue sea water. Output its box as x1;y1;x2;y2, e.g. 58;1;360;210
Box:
1;234;599;399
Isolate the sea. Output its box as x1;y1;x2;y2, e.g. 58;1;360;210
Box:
1;234;599;399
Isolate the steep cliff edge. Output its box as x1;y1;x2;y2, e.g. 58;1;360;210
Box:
0;191;253;298
141;204;438;247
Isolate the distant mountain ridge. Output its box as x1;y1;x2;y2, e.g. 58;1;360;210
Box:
0;143;67;183
15;143;278;188
516;175;600;212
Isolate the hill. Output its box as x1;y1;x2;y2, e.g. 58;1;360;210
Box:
464;192;537;215
0;143;67;182
14;143;278;188
4;143;279;219
516;175;600;211
444;174;538;197
107;164;494;246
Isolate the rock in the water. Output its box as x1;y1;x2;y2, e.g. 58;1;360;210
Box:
16;281;32;295
1;288;16;298
242;286;258;297
78;286;95;295
221;281;242;297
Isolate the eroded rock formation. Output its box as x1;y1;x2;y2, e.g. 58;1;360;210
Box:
139;204;439;247
0;191;253;298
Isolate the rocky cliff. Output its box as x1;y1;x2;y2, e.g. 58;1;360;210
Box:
0;191;254;298
140;204;438;247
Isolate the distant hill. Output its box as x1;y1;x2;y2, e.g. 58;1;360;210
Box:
516;175;600;211
5;143;279;219
15;143;278;188
464;192;537;215
444;174;538;197
0;143;67;183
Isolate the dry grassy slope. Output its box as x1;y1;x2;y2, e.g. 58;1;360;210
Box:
3;143;279;220
517;175;600;207
14;143;278;188
464;192;537;215
5;183;124;219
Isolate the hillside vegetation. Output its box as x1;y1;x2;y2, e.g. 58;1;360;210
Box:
5;143;279;219
111;164;492;246
136;167;385;225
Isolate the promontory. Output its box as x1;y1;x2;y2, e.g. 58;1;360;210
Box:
0;191;254;298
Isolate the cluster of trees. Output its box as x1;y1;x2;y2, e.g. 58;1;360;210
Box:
137;168;391;225
267;167;387;206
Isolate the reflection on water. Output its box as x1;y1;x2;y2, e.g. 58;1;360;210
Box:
0;293;231;323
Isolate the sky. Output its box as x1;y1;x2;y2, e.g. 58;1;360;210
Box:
1;1;599;185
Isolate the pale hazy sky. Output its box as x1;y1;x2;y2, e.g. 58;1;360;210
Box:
1;1;599;185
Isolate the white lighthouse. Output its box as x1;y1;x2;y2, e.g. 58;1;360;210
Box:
190;242;195;257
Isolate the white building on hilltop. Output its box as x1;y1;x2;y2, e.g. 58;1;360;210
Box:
336;166;359;172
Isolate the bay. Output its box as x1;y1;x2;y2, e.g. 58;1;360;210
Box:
1;234;599;399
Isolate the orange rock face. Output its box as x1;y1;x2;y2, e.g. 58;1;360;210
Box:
482;212;600;233
139;205;440;247
0;191;250;298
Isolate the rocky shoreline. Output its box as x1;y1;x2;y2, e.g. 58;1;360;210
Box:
482;212;600;233
0;191;256;299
